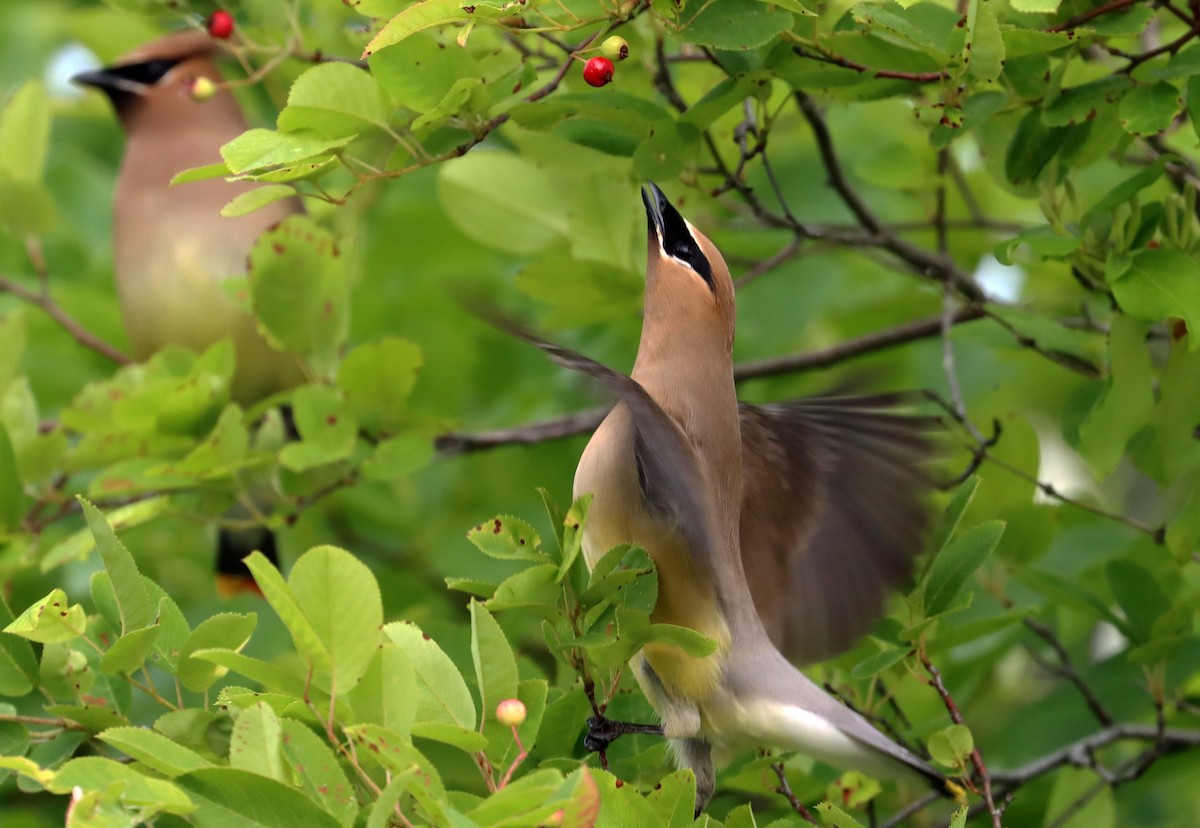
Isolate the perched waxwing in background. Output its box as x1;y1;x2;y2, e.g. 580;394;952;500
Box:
510;184;964;812
73;30;305;594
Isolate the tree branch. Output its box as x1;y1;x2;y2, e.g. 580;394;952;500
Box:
0;274;131;365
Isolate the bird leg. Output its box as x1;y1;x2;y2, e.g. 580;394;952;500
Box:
584;715;664;753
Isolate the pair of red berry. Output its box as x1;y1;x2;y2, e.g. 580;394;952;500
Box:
583;36;629;88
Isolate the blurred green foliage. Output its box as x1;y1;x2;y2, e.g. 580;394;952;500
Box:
2;0;1200;825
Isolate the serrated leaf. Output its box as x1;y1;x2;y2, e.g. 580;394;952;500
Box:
99;625;160;676
470;600;518;724
682;0;792;50
51;757;194;813
97;727;212;777
1119;80;1182;136
244;552;332;677
363;0;482;57
0;594;37;696
79;498;153;634
176;766;343;827
248;216;348;378
4;589;86;644
221;129;352;174
41;496;175;572
220;184;297;217
468;515;545;562
278;63;389;138
229;701;284;780
176;613;257;692
384;622;476;731
1111;249;1200;350
289;546;383;693
279;719;357;827
346;644;417;737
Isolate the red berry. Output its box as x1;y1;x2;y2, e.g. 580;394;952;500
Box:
207;10;235;39
583;56;614;88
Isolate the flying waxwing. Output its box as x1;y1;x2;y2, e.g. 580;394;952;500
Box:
510;184;965;812
74;30;305;594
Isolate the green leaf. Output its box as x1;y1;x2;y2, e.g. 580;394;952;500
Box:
176;767;343;827
50;757;194;813
0;594;37;696
921;521;1005;617
470;600;519;722
468;515;545;562
0;81;51;183
362;432;434;481
0;426;19;531
1042;75;1131;128
816;801;868;827
1119;81;1182;136
487;564;562;611
1105;559;1166;643
1006;108;1068;186
337;338;423;435
346;644;417;737
278;63;389;138
289;545;383;692
248;215;349;378
176;613;257;692
279;719;357;828
363;0;480;57
280;385;358;472
244;552;332;677
97;727;212;777
221;129;353;174
437;152;570;255
229;701;284;780
41;496;175;571
384;621;476;731
928;476;980;557
79;498;154;634
370;31;478;113
4;589;86;644
1111;249;1200;349
967;2;1004;82
927;724;973;769
1077;316;1154;479
99;625;160;676
850;646;908;679
220;184;297;218
345;723;448;809
681;0;792;50
645;769;696;828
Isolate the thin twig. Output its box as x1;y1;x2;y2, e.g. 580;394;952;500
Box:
0;274;131;365
921;653;1001;828
1023;618;1115;727
770;762;818;824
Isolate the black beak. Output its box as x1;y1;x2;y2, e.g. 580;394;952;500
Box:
642;182;668;242
71;68;143;98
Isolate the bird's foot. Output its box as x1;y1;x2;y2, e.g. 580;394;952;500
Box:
584;715;664;753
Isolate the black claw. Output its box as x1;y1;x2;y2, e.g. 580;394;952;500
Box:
584;715;664;753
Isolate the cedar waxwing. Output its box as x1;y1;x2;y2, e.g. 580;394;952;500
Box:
514;184;963;811
74;31;305;594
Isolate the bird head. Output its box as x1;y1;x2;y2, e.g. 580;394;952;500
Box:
72;30;229;125
641;183;736;353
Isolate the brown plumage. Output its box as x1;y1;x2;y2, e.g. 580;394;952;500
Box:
508;184;960;812
74;31;305;589
75;30;304;404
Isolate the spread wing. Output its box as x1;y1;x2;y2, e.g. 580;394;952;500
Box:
738;395;933;665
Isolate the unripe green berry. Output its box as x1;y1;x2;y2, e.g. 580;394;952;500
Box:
190;76;217;101
601;35;629;62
